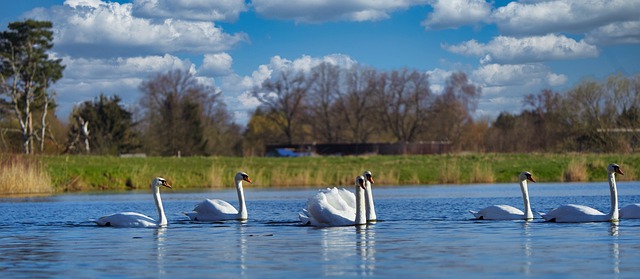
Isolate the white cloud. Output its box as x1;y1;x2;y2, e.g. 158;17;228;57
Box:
64;0;104;8
264;54;358;77
52;54;195;118
422;0;491;30
26;1;248;58
199;53;233;77
251;0;425;23
131;0;247;22
585;20;640;45
444;34;598;64
472;63;567;89
466;63;568;118
491;0;640;35
426;68;454;93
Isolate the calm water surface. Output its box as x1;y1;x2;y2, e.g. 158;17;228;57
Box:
2;182;640;278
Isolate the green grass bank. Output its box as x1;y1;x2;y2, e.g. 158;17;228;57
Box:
1;153;638;194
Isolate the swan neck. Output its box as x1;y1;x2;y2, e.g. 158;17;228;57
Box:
365;181;377;221
608;172;619;220
153;186;167;226
355;183;366;225
236;179;247;220
520;179;533;219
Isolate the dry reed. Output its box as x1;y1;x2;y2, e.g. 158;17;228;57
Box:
438;160;461;184
471;163;495;183
0;156;52;195
563;159;588;182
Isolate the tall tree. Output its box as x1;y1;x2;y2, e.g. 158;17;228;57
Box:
138;69;233;156
66;94;139;155
336;66;379;143
252;70;314;145
428;72;481;150
373;68;433;142
307;62;343;143
0;20;64;154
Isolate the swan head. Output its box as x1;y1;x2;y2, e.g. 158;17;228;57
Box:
519;171;536;183
235;172;252;184
356;176;366;190
152;177;172;189
363;170;374;184
607;164;624;175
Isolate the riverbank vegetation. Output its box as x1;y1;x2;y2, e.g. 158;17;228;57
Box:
0;156;52;195
1;153;637;195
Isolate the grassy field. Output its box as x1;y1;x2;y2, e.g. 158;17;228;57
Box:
1;153;638;194
44;153;640;191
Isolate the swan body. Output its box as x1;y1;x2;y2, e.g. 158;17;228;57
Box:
184;172;252;221
619;204;640;219
470;172;536;220
95;177;172;228
363;171;377;222
539;163;623;223
299;176;367;227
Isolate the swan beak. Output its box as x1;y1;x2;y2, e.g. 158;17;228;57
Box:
528;176;536;183
616;169;624;175
367;176;375;184
359;181;366;190
244;177;253;184
162;181;172;189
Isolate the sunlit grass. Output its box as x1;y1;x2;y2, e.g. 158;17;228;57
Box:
0;155;52;195
563;159;588;182
37;153;640;191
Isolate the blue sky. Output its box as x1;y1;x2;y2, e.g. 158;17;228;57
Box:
1;0;639;125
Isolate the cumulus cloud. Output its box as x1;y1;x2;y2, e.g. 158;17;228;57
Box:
199;53;233;77
52;54;195;118
472;63;567;89
264;54;358;77
585;20;640;45
444;34;598;64
25;0;248;58
491;0;640;35
251;0;424;23
465;63;567;118
422;0;491;30
131;0;247;22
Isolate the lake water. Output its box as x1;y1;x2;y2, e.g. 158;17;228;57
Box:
2;181;640;278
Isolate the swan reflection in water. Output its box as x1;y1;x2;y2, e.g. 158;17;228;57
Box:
356;226;376;276
610;222;619;274
521;221;532;275
154;227;167;276
237;222;248;275
321;225;376;277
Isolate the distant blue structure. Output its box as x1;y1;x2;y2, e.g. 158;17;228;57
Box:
268;148;311;157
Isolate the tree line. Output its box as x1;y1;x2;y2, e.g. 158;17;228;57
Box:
2;20;639;156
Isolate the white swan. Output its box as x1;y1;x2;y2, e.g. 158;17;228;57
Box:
184;172;252;221
299;176;367;227
539;163;623;223
620;204;640;219
95;177;172;228
363;170;377;222
470;171;536;220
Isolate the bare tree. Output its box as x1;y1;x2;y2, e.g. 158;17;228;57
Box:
307;62;342;143
138;69;231;156
252;70;315;145
428;72;481;149
335;66;378;143
372;68;433;142
0;20;64;154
